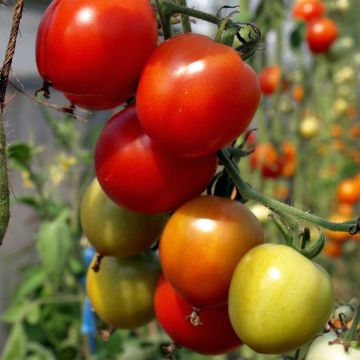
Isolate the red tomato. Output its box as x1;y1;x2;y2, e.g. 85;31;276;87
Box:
250;143;283;178
95;105;217;214
154;274;242;355
159;196;264;307
306;17;338;54
136;33;261;157
36;0;158;109
292;0;325;22
259;65;282;96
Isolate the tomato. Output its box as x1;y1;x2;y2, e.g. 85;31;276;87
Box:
136;33;261;157
95;105;217;214
291;84;305;102
323;240;343;258
336;179;360;205
36;0;158;110
228;244;334;354
250;143;282;178
86;252;160;329
80;178;167;257
154;274;242;355
299;115;320;139
280;142;297;178
292;0;325;22
259;65;282;96
324;212;352;244
305;331;360;360
306;17;338;54
159;195;264;307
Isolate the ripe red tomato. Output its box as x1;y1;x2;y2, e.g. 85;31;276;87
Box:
36;0;158;109
95;105;217;214
306;17;338;54
259;65;282;96
159;196;264;307
250;143;283;178
336;178;360;205
136;33;261;157
154;274;242;355
292;0;325;22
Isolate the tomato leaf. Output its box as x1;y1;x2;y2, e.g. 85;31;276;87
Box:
35;212;73;288
1;323;27;360
0;301;34;323
7;142;33;170
26;342;56;360
290;22;305;50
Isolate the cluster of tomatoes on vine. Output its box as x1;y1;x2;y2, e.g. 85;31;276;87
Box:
34;0;359;358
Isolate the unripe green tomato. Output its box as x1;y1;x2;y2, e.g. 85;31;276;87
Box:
87;252;161;329
228;244;334;354
80;178;167;257
305;331;360;360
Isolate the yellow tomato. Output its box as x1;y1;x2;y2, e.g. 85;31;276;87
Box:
228;244;334;354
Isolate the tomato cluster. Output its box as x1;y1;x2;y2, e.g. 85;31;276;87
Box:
292;0;338;54
36;0;337;357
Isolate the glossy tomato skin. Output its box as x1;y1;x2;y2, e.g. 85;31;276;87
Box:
259;65;282;96
306;17;338;54
154;274;242;355
95;105;217;214
136;33;261;157
228;244;334;354
36;0;158;109
80;178;167;257
305;331;360;360
159;196;264;307
86;252;161;329
292;0;325;22
336;178;360;205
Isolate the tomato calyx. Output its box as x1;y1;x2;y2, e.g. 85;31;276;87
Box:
91;254;104;273
98;326;115;342
35;79;52;99
162;342;180;359
349;217;360;236
185;307;203;327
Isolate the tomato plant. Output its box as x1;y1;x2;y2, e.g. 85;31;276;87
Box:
305;331;360;359
80;178;167;257
159;195;264;307
292;0;325;22
154;274;242;355
136;33;261;157
95;105;217;214
36;0;158;109
306;17;339;53
228;244;334;354
86;252;160;329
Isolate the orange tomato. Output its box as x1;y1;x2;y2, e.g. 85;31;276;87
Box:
259;65;282;96
280;142;297;178
250;143;282;178
336;178;360;205
292;0;325;22
324;213;352;244
291;85;305;102
323;241;343;258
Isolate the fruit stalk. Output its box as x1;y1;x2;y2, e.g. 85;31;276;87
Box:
0;0;25;245
218;149;358;233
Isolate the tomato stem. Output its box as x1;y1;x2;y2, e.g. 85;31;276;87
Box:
0;0;25;245
217;149;358;232
345;302;360;343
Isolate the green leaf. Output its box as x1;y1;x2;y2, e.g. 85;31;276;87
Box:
26;305;41;325
1;301;35;323
290;22;305;50
1;323;27;360
26;342;56;360
7;142;33;170
11;267;45;303
35;212;73;288
13;196;42;211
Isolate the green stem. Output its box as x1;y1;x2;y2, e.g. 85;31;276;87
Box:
177;0;192;33
217;149;356;232
345;303;360;343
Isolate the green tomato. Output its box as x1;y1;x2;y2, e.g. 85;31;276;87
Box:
86;252;161;329
80;178;167;257
228;244;334;354
306;331;360;360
